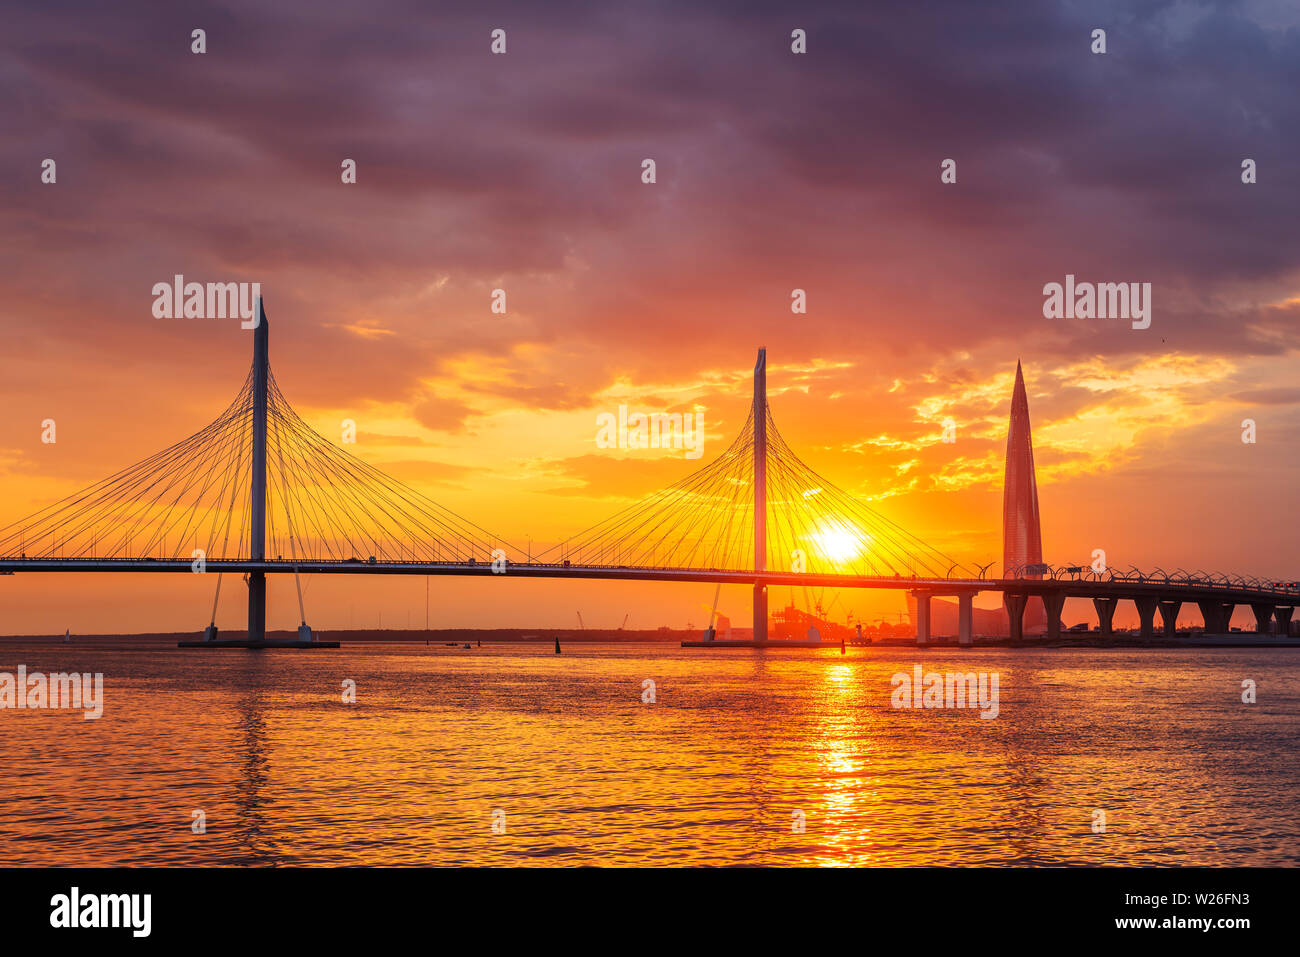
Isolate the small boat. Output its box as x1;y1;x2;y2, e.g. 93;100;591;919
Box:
462;643;471;649
444;642;458;646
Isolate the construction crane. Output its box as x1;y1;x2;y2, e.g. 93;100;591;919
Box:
576;611;585;630
823;591;845;619
619;614;629;630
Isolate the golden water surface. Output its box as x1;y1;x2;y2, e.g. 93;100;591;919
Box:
1;641;1296;866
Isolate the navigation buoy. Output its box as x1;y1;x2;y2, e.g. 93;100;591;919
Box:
554;637;562;654
840;638;845;655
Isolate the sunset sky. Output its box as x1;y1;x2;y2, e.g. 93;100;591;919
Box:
1;0;1297;633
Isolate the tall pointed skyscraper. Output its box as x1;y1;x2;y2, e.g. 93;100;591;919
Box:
1003;361;1047;632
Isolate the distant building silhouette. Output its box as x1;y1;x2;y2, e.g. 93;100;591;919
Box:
1003;361;1047;633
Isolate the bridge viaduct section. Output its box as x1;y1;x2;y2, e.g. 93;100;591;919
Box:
910;583;1297;645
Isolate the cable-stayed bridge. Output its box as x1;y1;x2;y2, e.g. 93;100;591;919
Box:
1;302;1295;647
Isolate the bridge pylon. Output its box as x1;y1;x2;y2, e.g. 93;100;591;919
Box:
181;298;328;649
248;297;269;643
752;348;768;642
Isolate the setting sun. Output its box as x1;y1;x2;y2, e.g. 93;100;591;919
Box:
809;519;869;567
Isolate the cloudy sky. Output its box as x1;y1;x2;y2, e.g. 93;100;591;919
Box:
1;0;1297;632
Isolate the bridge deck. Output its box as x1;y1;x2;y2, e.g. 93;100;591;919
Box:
1;559;1296;605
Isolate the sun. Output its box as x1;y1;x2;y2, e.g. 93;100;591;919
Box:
809;519;868;566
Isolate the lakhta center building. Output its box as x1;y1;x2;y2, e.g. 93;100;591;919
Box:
1003;361;1048;633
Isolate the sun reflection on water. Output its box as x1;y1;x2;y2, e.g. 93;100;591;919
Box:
0;641;1296;866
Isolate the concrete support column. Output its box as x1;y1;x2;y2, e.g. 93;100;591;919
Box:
1197;600;1224;635
1134;597;1158;640
958;593;973;647
1220;603;1235;633
1251;602;1274;635
1004;593;1028;644
752;583;768;643
914;591;931;646
1157;600;1181;638
1044;592;1066;641
1093;598;1117;638
247;572;266;642
1275;606;1294;637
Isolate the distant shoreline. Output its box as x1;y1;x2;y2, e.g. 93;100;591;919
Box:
1;627;1297;649
0;628;693;644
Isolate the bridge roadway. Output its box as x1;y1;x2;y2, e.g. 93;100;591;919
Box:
2;558;1296;644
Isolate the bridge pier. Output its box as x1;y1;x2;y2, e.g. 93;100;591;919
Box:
1197;601;1237;635
1276;606;1295;638
914;591;931;646
958;593;973;647
1251;602;1274;635
248;571;266;642
753;583;767;642
1044;592;1066;641
1134;597;1158;640
1093;598;1117;638
1157;600;1181;638
1004;593;1027;643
